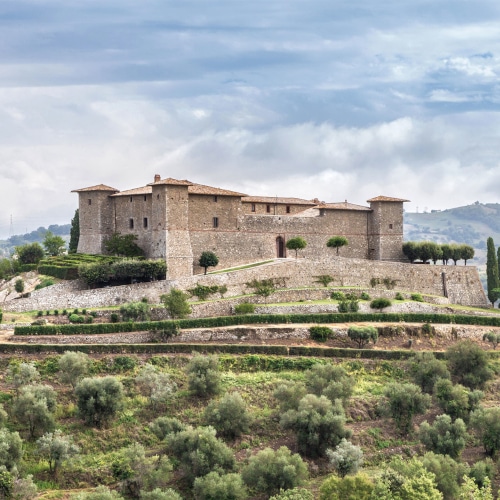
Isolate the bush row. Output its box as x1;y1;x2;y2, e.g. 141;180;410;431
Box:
14;312;500;336
37;264;79;280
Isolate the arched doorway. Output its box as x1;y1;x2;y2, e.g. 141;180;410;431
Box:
276;236;285;258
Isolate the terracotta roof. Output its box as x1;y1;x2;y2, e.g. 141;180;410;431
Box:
71;184;119;193
242;196;317;206
367;196;410;203
189;183;247;197
111;186;152;197
147;178;194;186
316;202;371;212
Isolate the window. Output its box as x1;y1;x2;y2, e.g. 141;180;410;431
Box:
213;195;218;202
88;199;91;205
129;218;134;229
213;217;219;228
286;205;291;214
144;195;147;201
251;203;256;212
143;217;148;229
266;204;271;213
389;224;393;229
130;196;133;202
157;194;160;199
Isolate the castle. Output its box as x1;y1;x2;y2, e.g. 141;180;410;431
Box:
73;175;409;279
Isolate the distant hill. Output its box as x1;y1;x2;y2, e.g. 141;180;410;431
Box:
0;224;71;257
404;202;500;269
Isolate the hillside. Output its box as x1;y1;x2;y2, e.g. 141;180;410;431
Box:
404;202;500;268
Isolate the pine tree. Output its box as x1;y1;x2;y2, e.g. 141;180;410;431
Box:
486;237;499;306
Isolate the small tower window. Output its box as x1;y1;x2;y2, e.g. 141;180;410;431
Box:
389;224;393;229
88;199;92;205
213;195;218;202
143;218;148;229
157;194;160;199
129;218;134;229
251;203;256;212
144;195;147;201
286;205;291;214
266;204;271;213
130;196;133;202
213;217;219;228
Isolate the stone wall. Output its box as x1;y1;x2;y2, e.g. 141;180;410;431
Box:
2;257;488;313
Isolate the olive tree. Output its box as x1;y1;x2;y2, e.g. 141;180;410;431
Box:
204;392;251;439
75;376;124;428
135;364;176;410
186;354;221;397
193;471;248;500
411;352;450;394
347;326;378;348
446;340;492;389
418;414;467;458
0;429;23;470
36;430;79;475
470;407;500;457
7;362;40;394
59;351;91;388
304;364;354;406
160;289;192;319
326;439;363;478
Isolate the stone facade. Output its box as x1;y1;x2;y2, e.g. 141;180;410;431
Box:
73;176;409;279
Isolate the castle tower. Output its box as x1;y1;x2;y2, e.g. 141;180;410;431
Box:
367;196;409;261
71;184;119;254
149;177;194;280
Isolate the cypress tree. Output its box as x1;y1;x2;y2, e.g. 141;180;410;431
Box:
486;237;499;306
69;209;80;254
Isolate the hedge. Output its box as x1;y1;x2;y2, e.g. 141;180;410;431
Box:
14;312;500;336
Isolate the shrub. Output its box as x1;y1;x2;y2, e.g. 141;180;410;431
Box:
14;279;24;294
245;278;276;300
280;394;351;457
347;326;378;348
483;331;500;349
113;356;137;372
37;311;43;317
234;302;256;315
395;292;404;300
458;476;494;500
470;407;500;457
309;326;334;342
161;289;192;319
135;364;176;410
120;302;150;322
421;322;434;335
383;382;431;434
314;275;335;287
468;459;496;489
112;442;172;498
75;376;124;428
193;471;248;500
411;293;424;302
269;488;314;500
330;291;346;301
419;414;467;458
149;417;186;441
69;314;85;324
326;439;363;478
411;352;451;393
304;364;354;406
319;473;373;500
110;313;119;323
189;284;219;301
7;361;40;392
71;485;124;499
16;242;44;265
273;382;307;413
434;378;483;422
0;429;23;470
186;354;221;397
360;292;370;300
370;298;392;311
59;351;91;388
204;392;250;439
422;452;469;500
140;489;183;500
446;340;492;389
241;446;308;497
166;426;235;484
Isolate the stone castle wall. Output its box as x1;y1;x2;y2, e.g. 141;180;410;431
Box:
2;257;488;313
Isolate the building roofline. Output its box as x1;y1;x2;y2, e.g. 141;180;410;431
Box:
71;184;119;193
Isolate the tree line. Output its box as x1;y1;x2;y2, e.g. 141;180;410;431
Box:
402;241;474;265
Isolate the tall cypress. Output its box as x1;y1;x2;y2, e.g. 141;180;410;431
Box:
486;237;499;305
68;209;80;254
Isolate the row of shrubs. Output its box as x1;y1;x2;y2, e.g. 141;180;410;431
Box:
15;311;500;336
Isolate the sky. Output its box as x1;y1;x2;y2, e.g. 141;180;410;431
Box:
2;0;500;238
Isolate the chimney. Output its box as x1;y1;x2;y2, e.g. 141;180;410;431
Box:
154;174;161;183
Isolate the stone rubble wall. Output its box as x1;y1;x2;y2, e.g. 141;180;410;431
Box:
1;257;488;313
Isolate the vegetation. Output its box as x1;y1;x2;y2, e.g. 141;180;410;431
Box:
203;392;250;439
120;301;150;322
59;351;90;388
14;279;24;294
186;354;222;397
411;352;451;394
69;208;80;253
286;237;307;258
327;236;348;255
483;331;500;348
369;297;392;311
326;439;363;478
234;302;256;315
347;325;378;348
42;231;66;256
161;289;192;319
309;325;334;342
314;274;335;287
446;340;492;389
199;251;219;274
15;242;44;265
418;414;467;458
319;473;373;500
104;232;144;257
403;240;475;265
